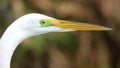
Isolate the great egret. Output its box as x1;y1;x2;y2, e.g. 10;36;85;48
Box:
0;13;112;68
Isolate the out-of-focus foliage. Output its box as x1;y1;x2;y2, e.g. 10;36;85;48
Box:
0;0;120;68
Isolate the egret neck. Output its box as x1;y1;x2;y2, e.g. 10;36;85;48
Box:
0;23;31;68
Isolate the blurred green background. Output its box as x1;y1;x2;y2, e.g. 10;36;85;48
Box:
0;0;120;68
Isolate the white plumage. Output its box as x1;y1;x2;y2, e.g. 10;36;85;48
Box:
0;13;63;68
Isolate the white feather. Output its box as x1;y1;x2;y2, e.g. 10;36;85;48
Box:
0;13;67;68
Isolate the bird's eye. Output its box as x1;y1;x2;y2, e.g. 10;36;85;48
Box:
40;20;53;27
40;20;46;25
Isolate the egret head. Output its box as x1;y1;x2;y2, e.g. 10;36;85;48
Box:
0;13;113;68
12;13;112;37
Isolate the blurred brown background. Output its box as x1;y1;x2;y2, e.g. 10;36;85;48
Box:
0;0;120;68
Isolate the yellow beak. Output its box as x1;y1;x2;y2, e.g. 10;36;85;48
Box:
49;19;112;31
